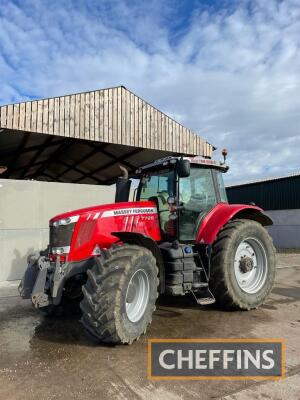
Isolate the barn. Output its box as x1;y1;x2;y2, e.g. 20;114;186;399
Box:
0;86;213;281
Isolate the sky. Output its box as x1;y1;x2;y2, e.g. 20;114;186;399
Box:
0;0;299;184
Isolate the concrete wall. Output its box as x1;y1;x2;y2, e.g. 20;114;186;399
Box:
0;179;115;281
266;209;300;249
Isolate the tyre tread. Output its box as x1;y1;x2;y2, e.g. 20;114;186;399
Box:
80;244;158;344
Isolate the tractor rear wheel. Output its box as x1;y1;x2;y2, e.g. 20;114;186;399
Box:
80;245;159;344
210;219;276;310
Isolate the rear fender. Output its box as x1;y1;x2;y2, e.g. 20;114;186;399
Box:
196;203;273;245
112;231;165;294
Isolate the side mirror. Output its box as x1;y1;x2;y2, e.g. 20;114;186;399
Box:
176;159;190;178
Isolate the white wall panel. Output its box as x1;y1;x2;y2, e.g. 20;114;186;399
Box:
0;179;115;281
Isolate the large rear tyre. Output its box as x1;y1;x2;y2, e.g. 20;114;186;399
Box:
210;219;276;310
80;245;159;344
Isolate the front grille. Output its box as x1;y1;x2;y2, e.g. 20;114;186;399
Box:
74;220;96;249
49;223;76;249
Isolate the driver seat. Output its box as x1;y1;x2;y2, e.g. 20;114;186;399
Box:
148;192;171;236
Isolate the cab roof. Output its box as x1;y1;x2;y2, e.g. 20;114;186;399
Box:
134;156;228;175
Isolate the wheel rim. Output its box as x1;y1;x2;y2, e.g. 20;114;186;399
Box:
234;237;268;294
125;269;150;323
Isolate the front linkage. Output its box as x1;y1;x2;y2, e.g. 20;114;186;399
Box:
19;251;89;310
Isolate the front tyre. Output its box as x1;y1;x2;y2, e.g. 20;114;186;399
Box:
210;219;276;310
80;245;159;344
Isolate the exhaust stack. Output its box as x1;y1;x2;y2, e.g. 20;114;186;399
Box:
115;165;132;203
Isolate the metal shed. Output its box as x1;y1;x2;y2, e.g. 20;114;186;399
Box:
226;172;300;210
226;172;300;249
0;86;213;184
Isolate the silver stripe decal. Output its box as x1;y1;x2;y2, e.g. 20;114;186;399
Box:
93;212;100;220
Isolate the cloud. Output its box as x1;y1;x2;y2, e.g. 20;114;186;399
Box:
0;0;299;184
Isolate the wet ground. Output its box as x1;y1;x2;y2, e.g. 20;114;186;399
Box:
0;253;299;400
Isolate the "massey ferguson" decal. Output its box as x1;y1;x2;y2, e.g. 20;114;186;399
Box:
101;207;157;218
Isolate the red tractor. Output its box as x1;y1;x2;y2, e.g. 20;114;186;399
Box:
19;156;276;344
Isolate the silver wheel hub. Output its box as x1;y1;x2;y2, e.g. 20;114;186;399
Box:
239;256;254;273
234;238;268;294
125;269;150;323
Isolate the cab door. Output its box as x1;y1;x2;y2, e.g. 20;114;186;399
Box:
137;169;176;239
178;167;218;241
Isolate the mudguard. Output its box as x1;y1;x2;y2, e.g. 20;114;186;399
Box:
196;203;273;245
112;231;165;294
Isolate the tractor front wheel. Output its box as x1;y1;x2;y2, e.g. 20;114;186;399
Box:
80;245;159;344
210;219;276;310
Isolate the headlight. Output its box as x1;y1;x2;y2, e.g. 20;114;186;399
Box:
52;215;80;226
52;246;70;254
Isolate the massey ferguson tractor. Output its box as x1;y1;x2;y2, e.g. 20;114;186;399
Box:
19;155;276;344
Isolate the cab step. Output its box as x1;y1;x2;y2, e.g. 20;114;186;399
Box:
191;288;216;306
196;296;216;306
192;282;208;288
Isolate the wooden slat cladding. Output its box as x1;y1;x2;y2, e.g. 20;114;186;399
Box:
19;103;25;131
48;98;54;134
13;104;19;130
0;86;213;157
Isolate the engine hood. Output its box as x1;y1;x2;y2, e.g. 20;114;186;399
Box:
51;200;161;262
50;201;157;224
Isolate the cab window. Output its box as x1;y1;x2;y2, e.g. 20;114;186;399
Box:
216;171;228;202
138;170;175;201
179;168;217;240
138;169;175;238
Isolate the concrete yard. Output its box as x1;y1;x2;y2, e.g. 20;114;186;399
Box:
0;254;299;400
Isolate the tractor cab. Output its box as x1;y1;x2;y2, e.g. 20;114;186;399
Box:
134;156;229;242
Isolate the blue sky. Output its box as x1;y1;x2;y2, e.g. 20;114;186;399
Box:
0;0;300;184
